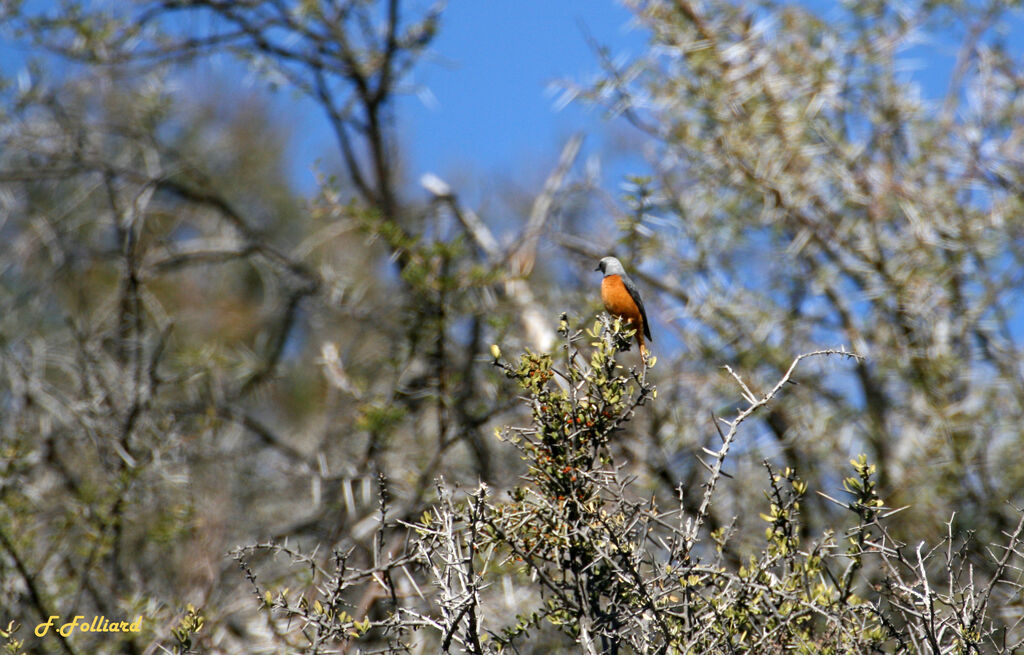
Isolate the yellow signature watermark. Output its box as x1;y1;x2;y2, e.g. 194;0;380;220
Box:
35;615;142;637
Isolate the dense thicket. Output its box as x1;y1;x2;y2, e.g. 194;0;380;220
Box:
1;1;1022;653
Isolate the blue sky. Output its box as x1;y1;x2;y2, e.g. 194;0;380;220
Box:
0;1;645;194
281;1;647;196
398;1;644;179
288;0;1020;198
4;1;1022;199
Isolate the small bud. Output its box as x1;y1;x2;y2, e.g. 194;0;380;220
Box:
490;344;501;360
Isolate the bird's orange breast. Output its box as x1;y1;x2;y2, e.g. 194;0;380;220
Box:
602;275;641;321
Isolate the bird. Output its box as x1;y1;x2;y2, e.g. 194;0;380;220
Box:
595;256;652;360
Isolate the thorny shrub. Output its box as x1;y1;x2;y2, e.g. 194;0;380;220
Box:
231;316;1024;654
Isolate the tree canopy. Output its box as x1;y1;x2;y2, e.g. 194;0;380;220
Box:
1;1;1023;653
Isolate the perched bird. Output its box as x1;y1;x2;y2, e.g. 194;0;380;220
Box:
596;256;653;359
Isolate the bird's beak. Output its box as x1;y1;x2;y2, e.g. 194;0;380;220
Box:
594;265;602;272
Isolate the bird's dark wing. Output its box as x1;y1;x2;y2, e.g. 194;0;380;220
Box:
622;274;652;341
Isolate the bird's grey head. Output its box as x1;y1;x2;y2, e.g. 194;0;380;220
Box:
596;256;626;277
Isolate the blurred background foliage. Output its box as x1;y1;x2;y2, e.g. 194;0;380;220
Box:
1;0;1023;652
